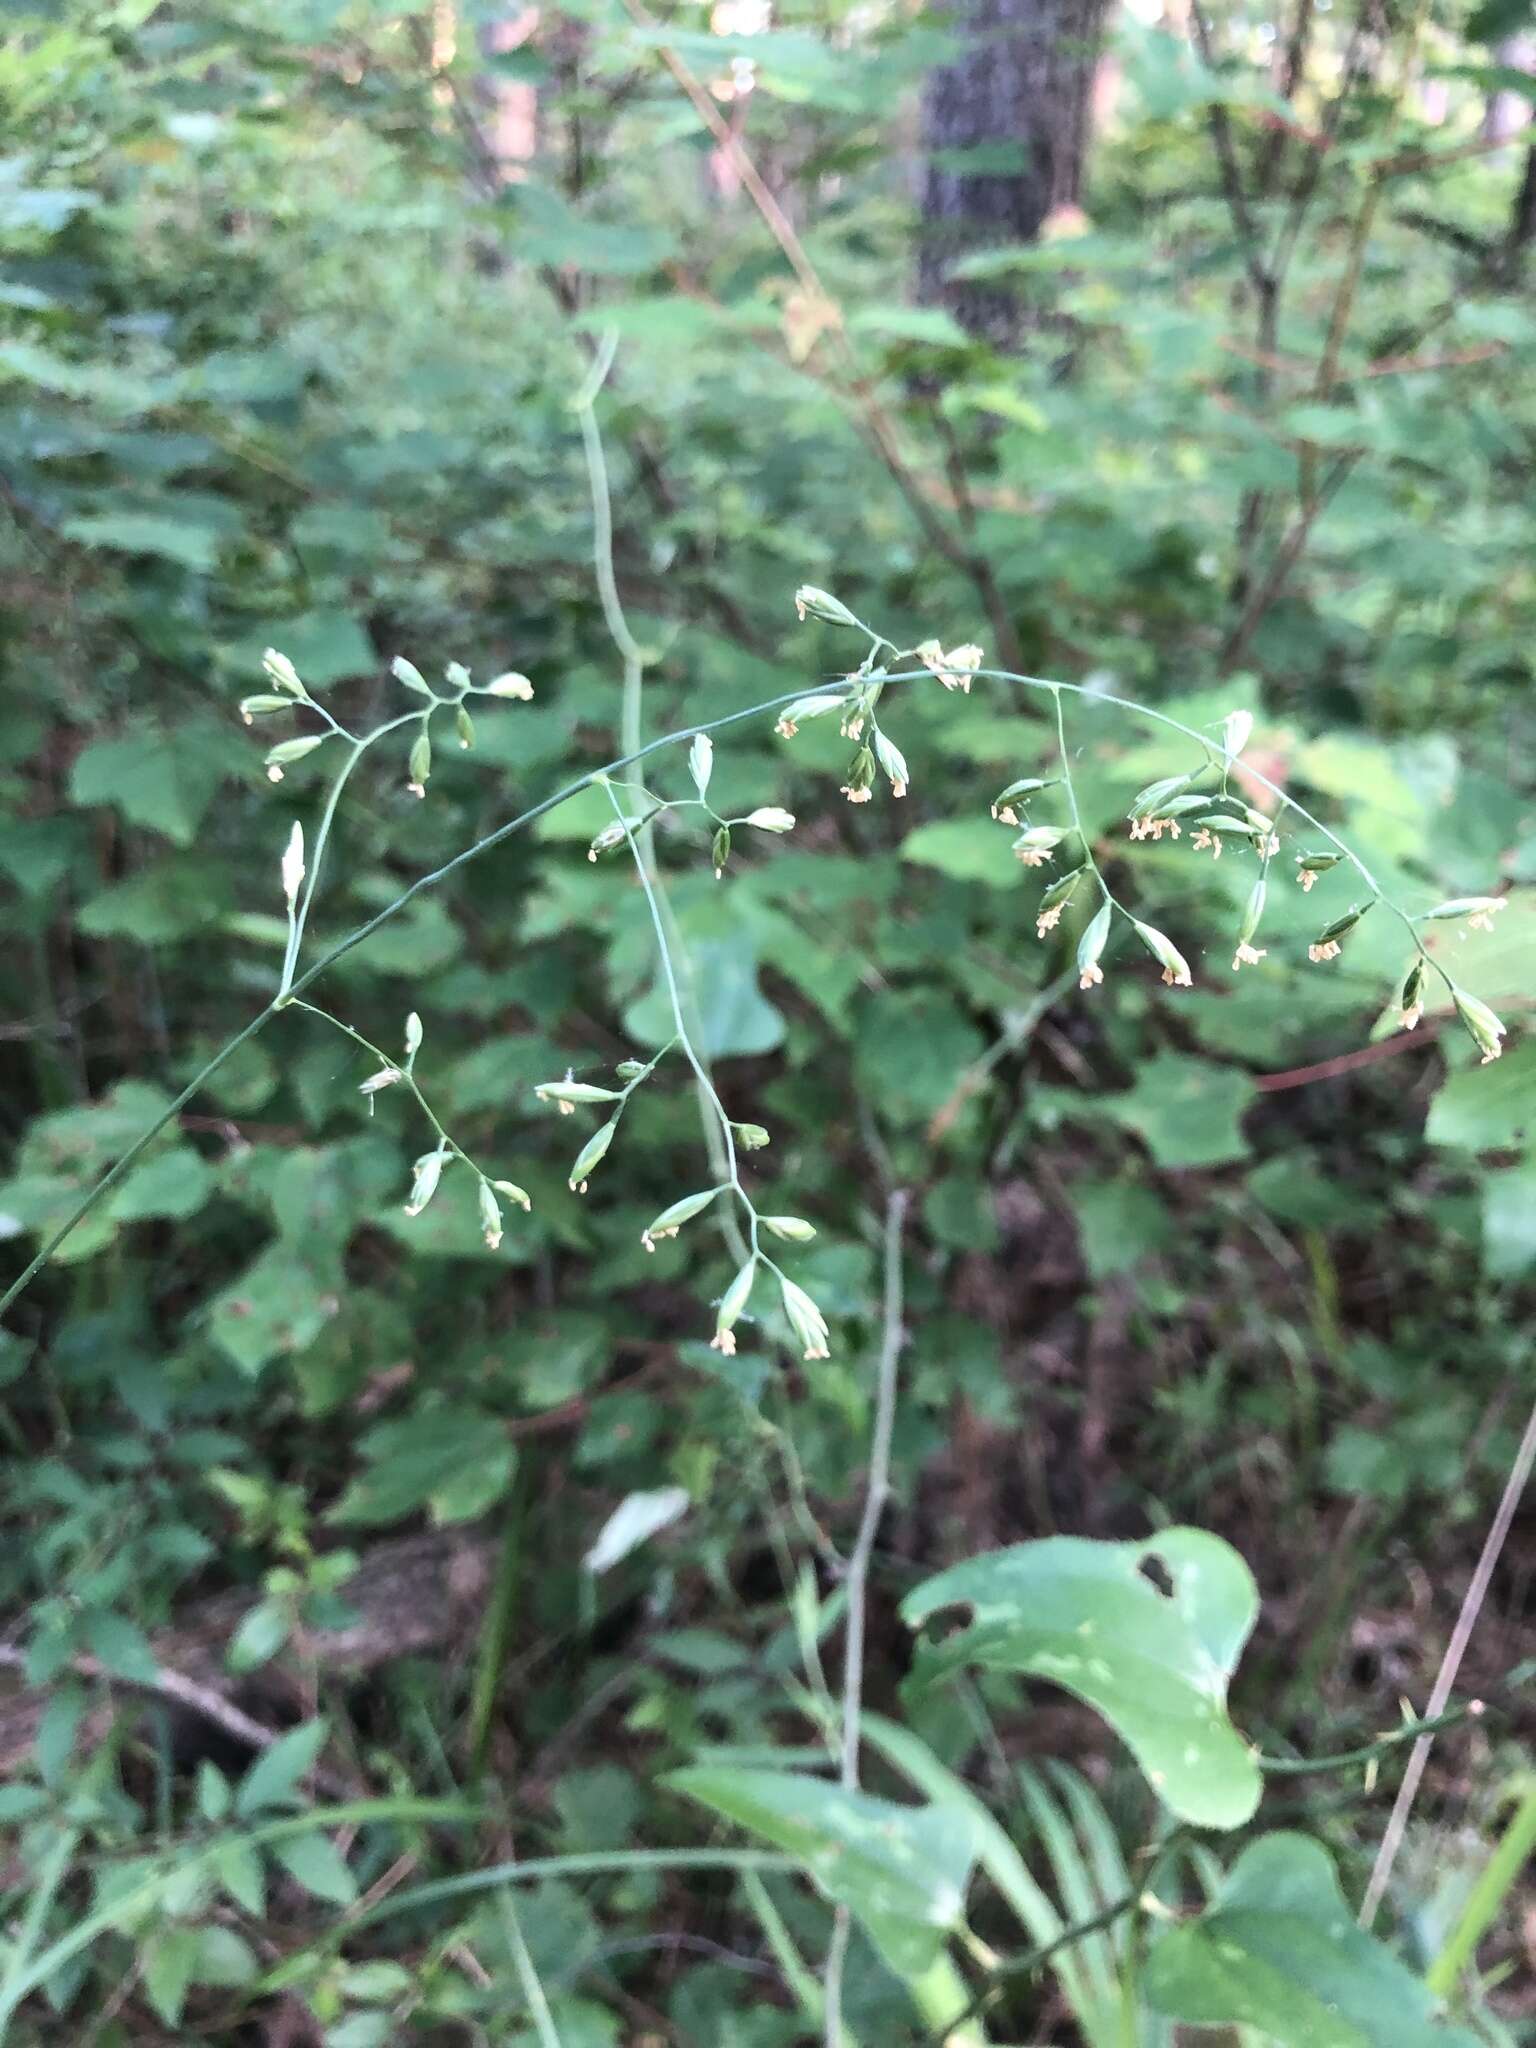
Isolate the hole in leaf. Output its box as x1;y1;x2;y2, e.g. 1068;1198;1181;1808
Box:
1138;1552;1175;1598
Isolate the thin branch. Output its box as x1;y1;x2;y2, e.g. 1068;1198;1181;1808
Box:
1189;0;1274;300
824;1188;910;2048
1360;1389;1536;1925
1254;1024;1442;1092
0;1645;356;1797
1257;0;1316;192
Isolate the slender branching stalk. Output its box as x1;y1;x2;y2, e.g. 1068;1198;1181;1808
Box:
823;1188;910;2048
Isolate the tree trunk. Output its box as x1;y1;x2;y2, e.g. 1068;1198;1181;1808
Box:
919;0;1109;343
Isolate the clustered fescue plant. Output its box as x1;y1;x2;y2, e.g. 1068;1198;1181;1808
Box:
223;582;1512;1381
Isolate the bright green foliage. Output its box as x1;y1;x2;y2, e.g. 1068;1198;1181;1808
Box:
1;0;1534;2037
1146;1833;1483;2047
903;1530;1262;1827
669;1766;985;1972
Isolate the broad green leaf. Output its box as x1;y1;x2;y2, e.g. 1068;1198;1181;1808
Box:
338;896;461;978
1102;1053;1255;1169
272;1829;358;1904
78;860;231;943
1069;1179;1176;1279
62;508;232;571
80;1608;158;1684
668;1765;984;1973
189;1924;258;1988
1146;1833;1482;2047
1426;1036;1536;1150
624;928;785;1060
854;988;984;1123
235;610;375;685
328;1410;515;1527
1483;1158;1536;1279
849;305;969;348
1418;886;1536;1006
70;730;231;847
901;818;1016;887
208;1248;341;1375
106;1147;214;1224
236;1717;327;1817
901;1529;1261;1828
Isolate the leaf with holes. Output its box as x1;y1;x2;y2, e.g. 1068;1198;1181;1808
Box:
667;1766;984;1973
901;1529;1261;1827
1146;1833;1482;2047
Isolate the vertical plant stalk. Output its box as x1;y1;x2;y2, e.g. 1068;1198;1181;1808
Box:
1360;1388;1536;1927
573;336;747;1261
464;1470;526;1779
823;1188;910;2048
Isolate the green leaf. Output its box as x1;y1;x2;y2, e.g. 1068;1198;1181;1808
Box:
236;1717;327;1817
849;305;969;348
1426;1036;1536;1150
901;1529;1261;1828
1103;1053;1255;1169
78;859;231;943
1419;885;1536;1006
624;927;785;1060
226;1599;290;1675
1069;1179;1176;1279
143;1926;200;2029
854;988;984;1122
189;1924;259;1988
668;1766;984;1972
81;1608;158;1684
197;1761;231;1822
212;1837;265;1916
62;508;236;571
106;1147;214;1224
208;1247;341;1376
1146;1833;1482;2047
271;1829;358;1905
328;1410;515;1527
901;819;1016;887
70;729;231;847
236;610;375;685
1483;1158;1536;1279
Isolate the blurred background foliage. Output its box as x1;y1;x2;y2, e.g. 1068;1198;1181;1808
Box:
1;0;1535;2037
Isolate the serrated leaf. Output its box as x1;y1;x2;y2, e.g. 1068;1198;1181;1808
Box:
901;1529;1261;1828
327;1410;514;1526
